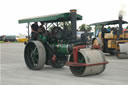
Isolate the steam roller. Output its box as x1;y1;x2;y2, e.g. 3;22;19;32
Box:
19;9;108;77
116;43;128;59
90;13;128;59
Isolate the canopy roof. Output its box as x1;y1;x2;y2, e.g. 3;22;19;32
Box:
19;13;82;24
90;20;128;26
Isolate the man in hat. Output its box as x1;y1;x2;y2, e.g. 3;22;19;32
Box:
31;22;39;40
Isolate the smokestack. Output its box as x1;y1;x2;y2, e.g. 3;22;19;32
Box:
119;14;123;35
70;9;77;41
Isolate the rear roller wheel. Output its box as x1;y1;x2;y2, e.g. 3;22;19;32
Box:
24;41;46;70
116;51;122;59
116;43;128;59
69;49;106;77
116;51;128;59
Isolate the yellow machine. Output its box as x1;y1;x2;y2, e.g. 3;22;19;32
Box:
17;38;28;43
91;15;128;59
16;35;28;43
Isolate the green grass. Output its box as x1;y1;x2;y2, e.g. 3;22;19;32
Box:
0;41;19;43
0;41;4;43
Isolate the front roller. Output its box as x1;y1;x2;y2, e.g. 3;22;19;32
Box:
24;41;46;70
116;43;128;59
67;48;108;77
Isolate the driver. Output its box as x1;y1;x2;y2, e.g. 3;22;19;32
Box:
38;22;46;35
31;22;39;40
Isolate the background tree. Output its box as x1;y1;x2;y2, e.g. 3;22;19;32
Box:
95;25;102;30
126;25;128;29
79;24;92;32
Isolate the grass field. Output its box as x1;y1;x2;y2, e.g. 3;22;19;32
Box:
0;41;22;43
0;41;4;43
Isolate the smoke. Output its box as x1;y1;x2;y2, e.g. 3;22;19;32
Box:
119;4;127;17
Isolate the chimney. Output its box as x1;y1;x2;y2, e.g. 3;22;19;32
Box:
70;9;77;41
119;15;123;35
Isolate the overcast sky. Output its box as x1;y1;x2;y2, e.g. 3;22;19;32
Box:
0;0;128;35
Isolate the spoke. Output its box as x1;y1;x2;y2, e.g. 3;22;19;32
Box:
32;55;38;63
33;47;37;53
79;58;84;63
76;57;85;73
30;46;39;65
30;53;36;65
79;67;84;73
31;47;38;63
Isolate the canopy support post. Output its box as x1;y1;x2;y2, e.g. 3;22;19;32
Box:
63;22;66;31
95;25;97;37
27;23;30;40
45;23;48;30
56;22;58;27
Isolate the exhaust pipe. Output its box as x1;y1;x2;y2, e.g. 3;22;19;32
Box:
70;9;77;42
119;14;123;35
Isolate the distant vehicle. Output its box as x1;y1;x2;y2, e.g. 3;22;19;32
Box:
16;35;28;43
90;16;128;59
17;38;28;43
77;31;94;44
2;35;16;42
0;35;5;41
